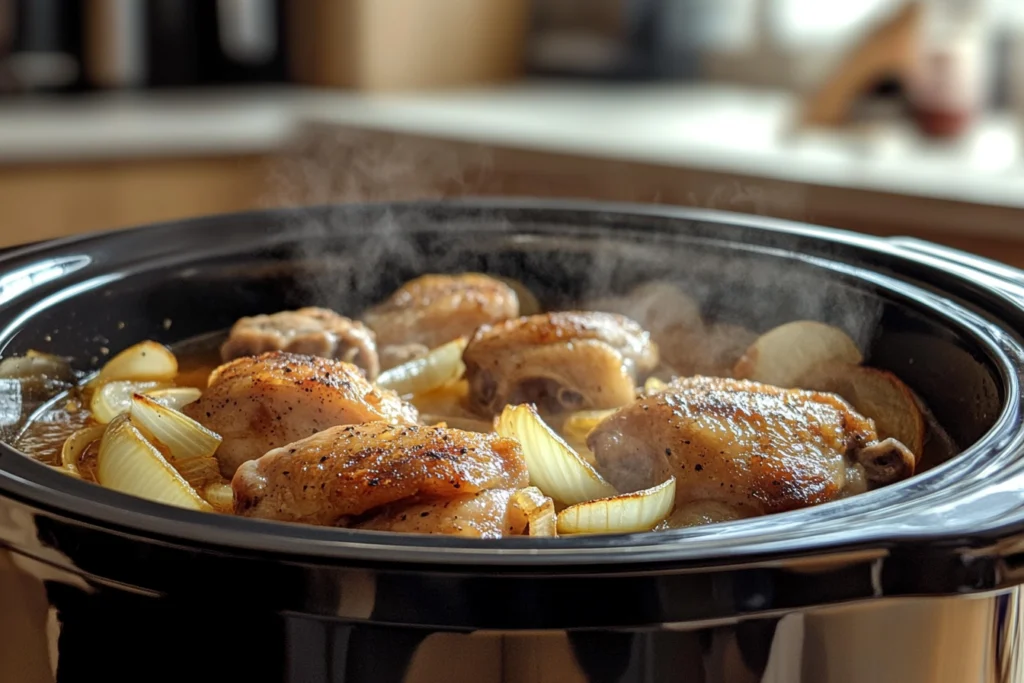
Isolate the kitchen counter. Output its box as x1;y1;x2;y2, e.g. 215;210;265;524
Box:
2;82;1023;211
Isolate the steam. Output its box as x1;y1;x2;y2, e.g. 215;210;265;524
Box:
262;129;494;314
259;132;881;353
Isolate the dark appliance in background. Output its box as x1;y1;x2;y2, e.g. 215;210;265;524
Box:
0;0;288;95
135;0;288;89
6;0;82;93
525;0;707;81
526;0;654;80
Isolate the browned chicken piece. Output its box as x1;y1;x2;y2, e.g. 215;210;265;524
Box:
353;489;524;538
232;422;528;526
184;352;417;477
220;307;380;380
655;500;749;530
362;273;519;350
463;311;659;416
588;376;915;518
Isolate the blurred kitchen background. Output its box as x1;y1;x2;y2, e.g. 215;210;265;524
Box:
1;0;1024;264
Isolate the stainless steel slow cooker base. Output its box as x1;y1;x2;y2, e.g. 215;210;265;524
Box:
1;200;1024;682
2;547;1018;682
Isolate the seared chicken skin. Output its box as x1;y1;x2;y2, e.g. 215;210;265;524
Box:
220;307;380;380
184;352;417;477
363;273;519;361
463;311;659;416
588;376;915;519
232;422;528;527
353;489;524;538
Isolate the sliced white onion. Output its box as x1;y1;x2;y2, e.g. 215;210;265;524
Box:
376;337;467;398
556;477;676;535
203;482;234;513
509;486;557;537
94;341;178;385
495;403;617;506
97;415;211;511
89;380;167;424
143;387;202;411
174;455;224;492
561;409;616;446
130;393;221;462
60;425;105;476
733;321;863;387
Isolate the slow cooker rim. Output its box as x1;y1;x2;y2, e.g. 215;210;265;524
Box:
0;198;1022;569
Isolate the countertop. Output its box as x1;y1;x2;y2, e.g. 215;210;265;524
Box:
3;82;1024;210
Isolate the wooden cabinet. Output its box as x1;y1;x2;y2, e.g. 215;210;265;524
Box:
0;155;270;246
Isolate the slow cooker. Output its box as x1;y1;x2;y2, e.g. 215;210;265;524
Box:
0;199;1022;683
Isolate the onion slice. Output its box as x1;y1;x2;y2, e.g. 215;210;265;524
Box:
561;409;616;446
496;403;617;505
97;415;211;511
130;393;221;462
556;477;676;535
94;341;178;385
509;486;557;537
174;456;225;492
733;321;863;387
60;425;105;477
144;387;202;411
203;482;234;513
90;380;167;424
376;337;467;398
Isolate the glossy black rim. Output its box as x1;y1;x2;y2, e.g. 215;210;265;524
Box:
0;198;1023;569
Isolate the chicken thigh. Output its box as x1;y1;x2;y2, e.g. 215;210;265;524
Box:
184;352;417;477
353;489;521;538
463;311;659;416
232;422;528;527
363;273;519;362
220;307;379;380
588;376;915;519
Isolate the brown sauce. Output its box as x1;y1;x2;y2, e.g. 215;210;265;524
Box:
15;340;222;480
16;397;90;467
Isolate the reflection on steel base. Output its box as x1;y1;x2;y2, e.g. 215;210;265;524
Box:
1;547;1019;683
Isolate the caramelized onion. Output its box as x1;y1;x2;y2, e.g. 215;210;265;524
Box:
509;486;557;537
130;393;221;462
496;403;616;506
142;387;202;411
60;425;105;477
203;482;234;513
97;414;211;511
556;477;676;535
733;321;862;387
94;341;178;386
377;337;467;398
561;409;616;446
90;380;168;424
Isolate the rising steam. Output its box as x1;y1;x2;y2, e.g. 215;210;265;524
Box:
259;131;880;350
